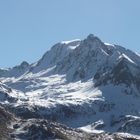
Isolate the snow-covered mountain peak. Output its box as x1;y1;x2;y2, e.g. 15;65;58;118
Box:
28;39;81;73
86;34;100;41
0;61;30;79
1;34;140;138
80;34;118;58
12;61;30;72
83;34;103;48
0;34;139;80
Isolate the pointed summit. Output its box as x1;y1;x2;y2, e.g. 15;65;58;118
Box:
86;34;102;42
87;33;94;39
83;34;103;49
20;61;29;68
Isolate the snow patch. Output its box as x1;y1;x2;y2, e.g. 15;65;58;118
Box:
61;39;81;44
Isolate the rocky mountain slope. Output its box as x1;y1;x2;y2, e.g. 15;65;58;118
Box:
0;34;140;139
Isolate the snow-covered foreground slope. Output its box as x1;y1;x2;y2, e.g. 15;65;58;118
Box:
1;34;140;139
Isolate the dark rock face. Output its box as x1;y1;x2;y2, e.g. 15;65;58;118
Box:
111;59;134;85
7;100;115;122
117;116;140;134
9;119;140;140
0;84;17;103
0;106;14;139
93;57;140;93
13;120;57;140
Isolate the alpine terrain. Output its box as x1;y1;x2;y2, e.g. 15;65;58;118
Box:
0;34;140;140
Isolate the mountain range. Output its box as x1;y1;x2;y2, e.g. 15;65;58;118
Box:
0;34;140;140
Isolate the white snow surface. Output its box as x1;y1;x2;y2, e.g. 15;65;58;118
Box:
61;39;81;44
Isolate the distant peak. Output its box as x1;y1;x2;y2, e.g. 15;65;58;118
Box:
86;34;101;41
87;34;95;39
20;61;29;67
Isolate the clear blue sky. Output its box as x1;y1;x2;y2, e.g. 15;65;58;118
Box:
0;0;140;68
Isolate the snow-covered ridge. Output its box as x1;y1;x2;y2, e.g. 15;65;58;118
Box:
61;39;81;44
1;34;140;78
